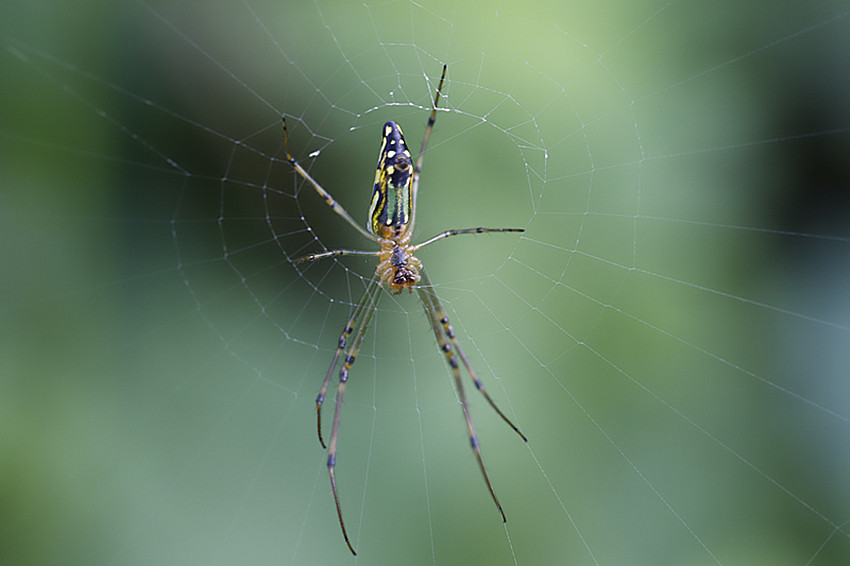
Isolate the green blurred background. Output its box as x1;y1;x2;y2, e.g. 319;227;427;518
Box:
2;1;849;565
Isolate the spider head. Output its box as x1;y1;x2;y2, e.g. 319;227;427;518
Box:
378;243;421;293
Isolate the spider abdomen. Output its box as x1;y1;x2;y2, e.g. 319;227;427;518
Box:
368;121;414;238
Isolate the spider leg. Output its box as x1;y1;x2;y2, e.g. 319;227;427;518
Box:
418;269;526;440
408;64;447;236
416;268;526;522
294;249;381;264
412;227;524;252
315;276;380;448
282;118;380;244
325;276;381;556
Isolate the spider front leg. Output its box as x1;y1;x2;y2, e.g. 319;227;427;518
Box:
416;269;526;521
315;276;379;447
321;275;381;556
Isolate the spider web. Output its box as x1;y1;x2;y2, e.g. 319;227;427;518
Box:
2;1;850;565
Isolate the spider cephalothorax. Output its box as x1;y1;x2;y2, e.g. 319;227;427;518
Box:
375;239;421;293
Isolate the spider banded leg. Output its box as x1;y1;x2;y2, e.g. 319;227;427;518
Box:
412;227;525;252
324;276;381;556
416;273;506;520
416;269;526;522
315;276;380;448
418;269;527;441
408;64;447;235
282;118;379;244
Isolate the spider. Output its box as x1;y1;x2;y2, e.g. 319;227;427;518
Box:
283;65;526;555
